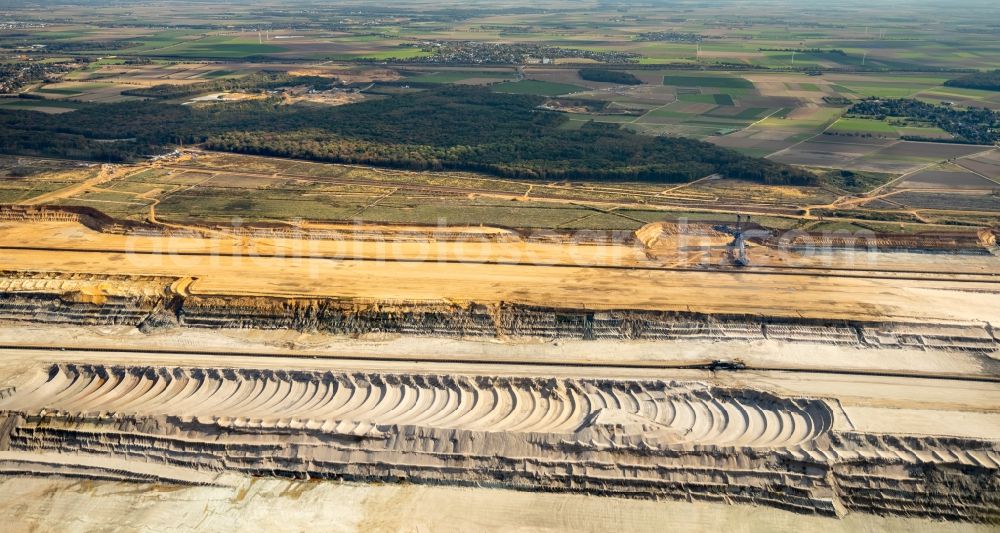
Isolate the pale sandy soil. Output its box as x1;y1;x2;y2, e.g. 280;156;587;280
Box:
4;247;998;322
2;365;836;447
0;345;995;439
0;477;993;533
0;223;998;323
0;221;652;267
284;91;366;106
182;92;265;105
0;324;994;380
0;451;243;486
0;219;997;521
4;221;997;274
296;221;514;234
844;407;1000;440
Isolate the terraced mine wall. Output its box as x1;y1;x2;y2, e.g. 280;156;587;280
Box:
762;228;998;254
2;205;996;251
179;296;1000;351
0;205;522;243
0;205;150;234
1;272;997;352
0;365;996;522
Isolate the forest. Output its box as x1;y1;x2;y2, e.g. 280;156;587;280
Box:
944;70;1000;92
0;85;815;185
577;68;642;85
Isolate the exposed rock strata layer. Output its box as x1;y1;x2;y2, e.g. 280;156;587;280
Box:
2;204;996;251
1;270;997;353
0;364;996;522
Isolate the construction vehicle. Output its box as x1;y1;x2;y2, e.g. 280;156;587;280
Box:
714;214;771;267
730;214;750;266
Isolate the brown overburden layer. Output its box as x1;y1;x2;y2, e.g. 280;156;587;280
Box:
1;209;999;326
1;290;998;353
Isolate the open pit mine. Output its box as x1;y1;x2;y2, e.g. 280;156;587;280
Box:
0;205;998;527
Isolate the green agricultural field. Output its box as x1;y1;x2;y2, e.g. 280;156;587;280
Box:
896;126;954;139
676;94;717;104
0;99;82;109
827;118;899;135
202;70;238;79
0;100;85;113
493;80;586;96
61;82;114;90
588;114;641;123
358;48;435;60
138;36;288;58
33;87;82;95
664;75;754;90
709;107;771;120
837;85;920;98
119;30;201;52
408;71;515;84
0;182;72;203
713;94;735;106
144;182;649;229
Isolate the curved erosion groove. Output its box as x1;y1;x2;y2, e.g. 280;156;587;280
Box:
1;364;833;448
0;365;998;522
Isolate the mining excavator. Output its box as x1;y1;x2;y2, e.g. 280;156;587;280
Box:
715;214;769;267
730;215;750;266
714;214;751;266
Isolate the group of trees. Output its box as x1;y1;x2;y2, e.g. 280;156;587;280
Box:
39;40;138;52
204;124;814;184
577;68;642;85
847;97;999;145
0;84;816;185
944;70;1000;92
0;128;146;162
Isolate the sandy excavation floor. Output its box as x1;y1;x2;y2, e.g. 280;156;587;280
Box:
0;216;998;526
6;246;1000;322
0;221;998;323
5;476;996;533
0;346;996;440
1;323;994;380
3;363;841;447
0;349;997;523
3;220;999;274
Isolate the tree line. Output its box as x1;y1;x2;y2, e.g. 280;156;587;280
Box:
944;70;1000;92
578;68;642;85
